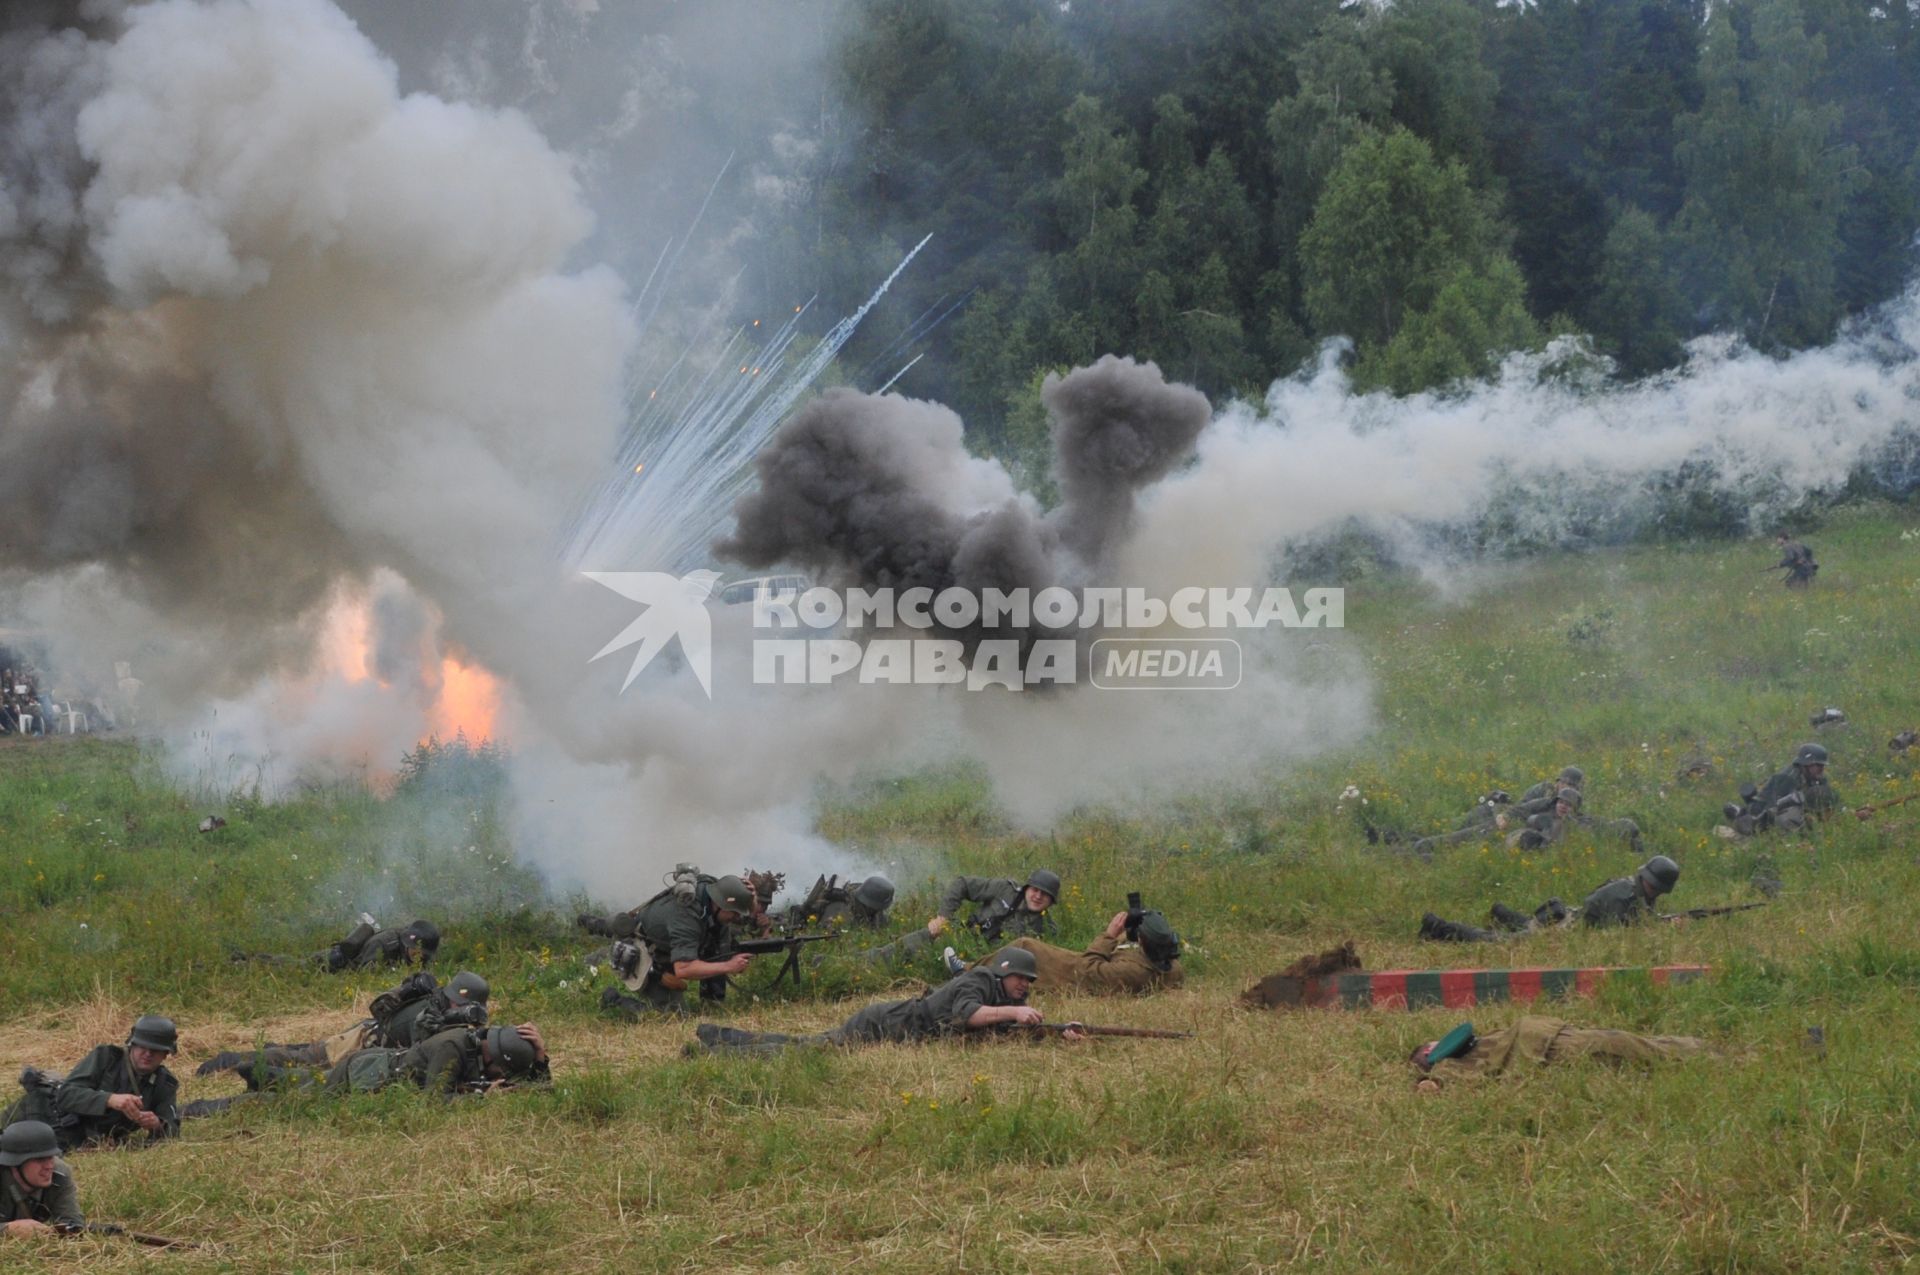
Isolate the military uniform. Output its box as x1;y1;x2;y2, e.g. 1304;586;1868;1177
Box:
1509;811;1644;854
618;882;735;1013
323;921;436;972
1578;875;1656;927
692;967;1032;1055
324;1028;549;1095
1775;540;1817;587
1421;865;1662;941
18;1046;181;1151
1411;778;1571;854
1734;762;1839;834
0;1157;82;1226
993;935;1183;993
1424;1016;1708;1085
938;876;1056;944
791;876;893;931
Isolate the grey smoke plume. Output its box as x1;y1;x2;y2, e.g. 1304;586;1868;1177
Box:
1046;357;1211;568
719;355;1208;641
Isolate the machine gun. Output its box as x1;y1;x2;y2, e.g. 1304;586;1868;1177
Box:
730;932;841;986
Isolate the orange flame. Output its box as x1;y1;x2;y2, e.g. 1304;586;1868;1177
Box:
320;593;504;747
430;654;501;743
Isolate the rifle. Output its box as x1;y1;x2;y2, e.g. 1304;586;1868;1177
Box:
1854;793;1919;820
729;932;840;986
1659;902;1768;922
56;1221;204;1250
1019;1021;1193;1040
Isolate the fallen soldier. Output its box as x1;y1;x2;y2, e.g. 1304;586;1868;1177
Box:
1410;1016;1711;1090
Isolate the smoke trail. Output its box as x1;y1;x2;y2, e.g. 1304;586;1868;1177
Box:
1122;306;1920;593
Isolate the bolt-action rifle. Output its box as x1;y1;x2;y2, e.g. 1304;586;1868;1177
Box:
56;1221;204;1250
1659;902;1768;922
1854;793;1919;820
1018;1021;1193;1040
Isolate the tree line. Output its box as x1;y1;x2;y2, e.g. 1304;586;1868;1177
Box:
745;0;1917;466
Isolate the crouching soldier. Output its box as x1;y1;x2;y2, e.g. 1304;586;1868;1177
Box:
1;1121;83;1236
950;906;1184;993
690;947;1082;1055
599;874;757;1018
1725;743;1839;835
3;1016;180;1152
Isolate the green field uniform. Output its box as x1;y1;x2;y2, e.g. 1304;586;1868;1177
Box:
324;1028;546;1095
48;1046;179;1150
1775;541;1817;586
1742;764;1839;832
0;1158;82;1226
994;935;1184;993
829;968;1022;1044
1578;876;1654;927
375;990;486;1050
939;876;1055;943
622;887;731;1012
1512;811;1644;853
1426;1016;1708;1085
693;968;1029;1055
324;923;432;971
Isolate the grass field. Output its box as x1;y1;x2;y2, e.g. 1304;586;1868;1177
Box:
5;503;1920;1272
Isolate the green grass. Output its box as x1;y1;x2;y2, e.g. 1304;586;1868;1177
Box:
7;501;1920;1271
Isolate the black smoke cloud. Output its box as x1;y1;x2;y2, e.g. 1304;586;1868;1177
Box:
719;355;1209;644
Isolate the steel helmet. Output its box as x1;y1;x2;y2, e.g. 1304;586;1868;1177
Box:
484;1026;540;1078
1024;869;1063;904
0;1121;59;1166
1636;856;1681;896
852;876;896;914
127;1014;178;1054
985;947;1040;981
443;971;490;1005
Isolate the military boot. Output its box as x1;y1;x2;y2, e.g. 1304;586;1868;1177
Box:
1533;898;1569;927
1488;902;1531;932
1420;912;1501;943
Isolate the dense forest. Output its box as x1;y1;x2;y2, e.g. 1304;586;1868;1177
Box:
740;0;1918;461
